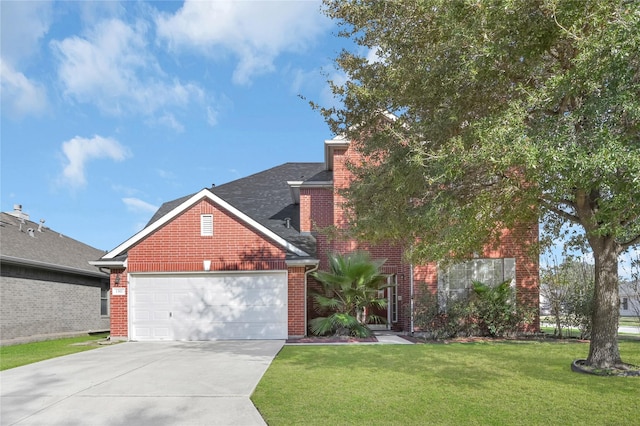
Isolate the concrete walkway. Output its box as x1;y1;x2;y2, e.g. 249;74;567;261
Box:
373;333;414;344
285;332;415;346
0;340;284;426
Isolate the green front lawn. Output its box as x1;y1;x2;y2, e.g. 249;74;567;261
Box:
252;340;640;425
0;333;110;371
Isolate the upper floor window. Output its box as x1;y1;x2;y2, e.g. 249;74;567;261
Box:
200;214;213;236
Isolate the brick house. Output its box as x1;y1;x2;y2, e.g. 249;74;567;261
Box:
93;136;539;341
1;206;110;344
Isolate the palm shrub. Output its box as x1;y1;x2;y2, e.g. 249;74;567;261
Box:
309;251;388;337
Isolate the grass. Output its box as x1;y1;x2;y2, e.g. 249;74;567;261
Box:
540;316;639;329
0;333;110;371
540;316;639;338
252;340;640;426
619;317;640;328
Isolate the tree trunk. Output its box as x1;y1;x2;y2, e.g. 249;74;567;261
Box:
586;235;622;369
553;307;563;339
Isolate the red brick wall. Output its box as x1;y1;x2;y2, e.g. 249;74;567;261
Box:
315;141;540;333
311;144;415;331
110;198;295;339
128;199;286;272
411;224;540;331
287;266;306;336
109;268;128;338
301;188;333;233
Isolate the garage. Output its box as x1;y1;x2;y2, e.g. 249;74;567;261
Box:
129;271;288;341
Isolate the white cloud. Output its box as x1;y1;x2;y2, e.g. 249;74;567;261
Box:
206;106;219;126
50;18;204;117
366;46;384;64
0;60;48;116
122;197;158;214
155;1;330;85
152;113;185;132
0;1;52;117
59;135;130;188
0;1;52;65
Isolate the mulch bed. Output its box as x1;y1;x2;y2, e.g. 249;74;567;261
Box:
571;359;640;377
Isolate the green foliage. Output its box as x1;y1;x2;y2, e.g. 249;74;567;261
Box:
413;288;472;339
308;313;371;338
413;282;533;339
320;0;640;368
310;251;388;337
469;281;534;337
541;259;594;339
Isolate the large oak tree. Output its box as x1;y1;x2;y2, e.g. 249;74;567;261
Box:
319;0;640;369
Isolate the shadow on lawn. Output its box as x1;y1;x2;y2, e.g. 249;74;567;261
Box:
279;339;640;390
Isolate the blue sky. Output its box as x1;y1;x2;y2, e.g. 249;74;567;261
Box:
1;1;351;252
2;1;637;277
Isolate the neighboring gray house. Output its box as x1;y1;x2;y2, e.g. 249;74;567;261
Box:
620;280;640;318
0;206;109;344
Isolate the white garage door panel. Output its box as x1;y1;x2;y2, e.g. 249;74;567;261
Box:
130;272;287;341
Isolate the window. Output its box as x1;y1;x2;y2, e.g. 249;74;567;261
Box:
389;275;398;323
101;283;109;316
438;258;516;302
200;214;213;236
622;297;628;311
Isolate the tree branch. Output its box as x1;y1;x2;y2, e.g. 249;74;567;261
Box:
540;199;581;224
620;233;640;250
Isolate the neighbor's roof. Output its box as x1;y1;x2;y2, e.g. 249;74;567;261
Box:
104;162;329;260
0;212;108;278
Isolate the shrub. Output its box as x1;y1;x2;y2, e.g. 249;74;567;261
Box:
413;282;534;339
469;281;534;337
309;251;388;337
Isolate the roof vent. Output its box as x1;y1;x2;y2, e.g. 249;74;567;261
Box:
27;228;35;238
284;217;291;229
10;204;30;221
38;219;45;232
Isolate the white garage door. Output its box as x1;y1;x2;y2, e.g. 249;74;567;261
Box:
129;272;287;341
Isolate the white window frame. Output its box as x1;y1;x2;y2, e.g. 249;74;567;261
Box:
200;214;213;236
101;283;109;316
389;275;398;323
438;258;516;307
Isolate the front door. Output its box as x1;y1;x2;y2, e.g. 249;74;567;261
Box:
368;275;397;330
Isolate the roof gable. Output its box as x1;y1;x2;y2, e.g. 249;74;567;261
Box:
102;188;311;259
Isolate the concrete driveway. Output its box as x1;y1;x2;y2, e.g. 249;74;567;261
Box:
0;340;284;426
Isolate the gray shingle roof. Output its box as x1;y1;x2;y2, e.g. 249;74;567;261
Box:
147;162;327;257
0;212;107;277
